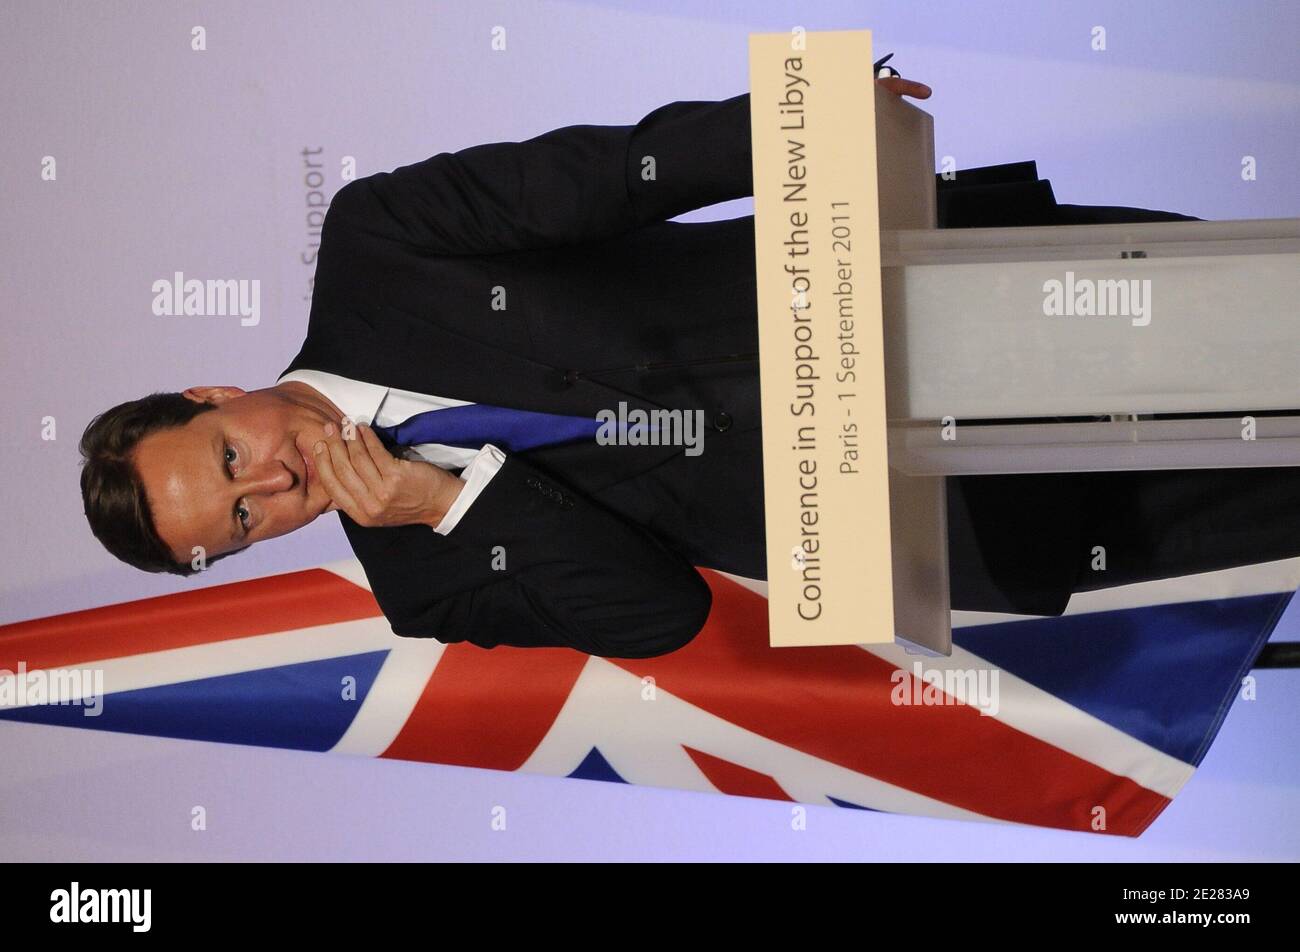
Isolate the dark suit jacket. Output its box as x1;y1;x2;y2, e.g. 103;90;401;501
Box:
282;94;766;657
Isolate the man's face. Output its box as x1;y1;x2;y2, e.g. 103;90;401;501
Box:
133;386;340;563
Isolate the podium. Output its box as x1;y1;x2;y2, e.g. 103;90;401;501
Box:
883;217;1300;475
750;36;1298;654
877;88;1299;655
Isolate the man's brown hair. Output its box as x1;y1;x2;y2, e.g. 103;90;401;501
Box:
79;392;241;575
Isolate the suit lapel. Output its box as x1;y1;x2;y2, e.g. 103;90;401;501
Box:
291;303;683;490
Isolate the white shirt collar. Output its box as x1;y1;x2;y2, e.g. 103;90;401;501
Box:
277;369;388;425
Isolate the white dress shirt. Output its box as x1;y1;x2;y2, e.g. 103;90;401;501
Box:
277;369;505;534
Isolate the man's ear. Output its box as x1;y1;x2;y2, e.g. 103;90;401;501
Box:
182;386;247;405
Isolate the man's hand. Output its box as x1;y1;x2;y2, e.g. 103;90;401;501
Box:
313;421;464;530
876;76;932;100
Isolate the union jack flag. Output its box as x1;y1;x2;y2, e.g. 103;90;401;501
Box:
1;557;1294;836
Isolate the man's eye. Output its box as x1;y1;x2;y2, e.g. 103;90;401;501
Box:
236;503;250;529
224;445;237;471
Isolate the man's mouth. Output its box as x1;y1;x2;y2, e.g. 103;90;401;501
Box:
298;443;315;493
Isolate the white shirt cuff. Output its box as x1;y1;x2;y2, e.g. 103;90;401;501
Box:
433;443;507;535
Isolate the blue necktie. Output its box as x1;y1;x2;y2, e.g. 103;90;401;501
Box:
372;402;651;453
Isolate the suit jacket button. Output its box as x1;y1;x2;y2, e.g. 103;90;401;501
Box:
713;411;733;432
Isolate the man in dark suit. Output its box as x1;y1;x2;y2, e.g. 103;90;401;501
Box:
79;82;1299;657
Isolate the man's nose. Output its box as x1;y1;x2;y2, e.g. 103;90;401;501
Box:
241;460;296;495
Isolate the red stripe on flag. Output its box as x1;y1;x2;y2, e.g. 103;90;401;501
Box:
609;571;1170;837
683;746;794;802
0;569;382;670
382;644;588;770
